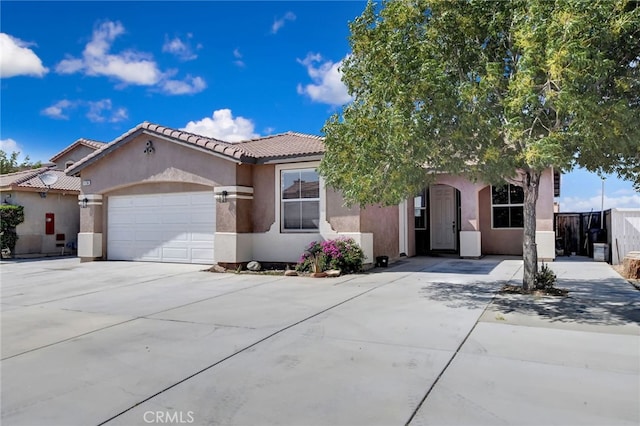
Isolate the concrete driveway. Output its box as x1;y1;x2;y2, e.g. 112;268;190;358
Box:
1;256;638;426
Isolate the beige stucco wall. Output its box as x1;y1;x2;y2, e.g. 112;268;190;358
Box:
53;145;98;170
479;168;556;255
10;191;79;255
80;134;236;193
326;187;360;232
252;164;275;233
360;204;399;260
434;174;486;231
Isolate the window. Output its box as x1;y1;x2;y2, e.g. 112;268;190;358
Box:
414;188;427;230
492;184;524;228
281;169;320;231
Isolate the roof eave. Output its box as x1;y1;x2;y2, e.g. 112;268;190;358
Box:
258;154;325;165
66;127;254;176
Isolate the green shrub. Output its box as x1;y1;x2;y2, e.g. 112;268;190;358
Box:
296;237;365;274
535;262;557;290
0;204;25;255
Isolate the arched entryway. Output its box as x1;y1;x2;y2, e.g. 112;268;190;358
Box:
414;184;461;255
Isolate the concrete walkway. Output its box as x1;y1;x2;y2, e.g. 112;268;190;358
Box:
1;256;638;425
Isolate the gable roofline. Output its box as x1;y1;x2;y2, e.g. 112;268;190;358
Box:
65;122;253;176
49;138;105;162
66;122;325;175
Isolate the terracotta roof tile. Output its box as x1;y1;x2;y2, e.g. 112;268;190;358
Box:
1;168;80;192
49;138;105;162
236;132;325;161
66;121;325;175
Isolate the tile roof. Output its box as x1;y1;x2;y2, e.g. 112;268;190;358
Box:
1;167;80;192
238;132;325;161
66;121;325;175
49;138;105;162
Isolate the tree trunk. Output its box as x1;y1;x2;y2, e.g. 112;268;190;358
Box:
522;170;541;292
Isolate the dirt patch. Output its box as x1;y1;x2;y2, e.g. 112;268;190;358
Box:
501;284;569;297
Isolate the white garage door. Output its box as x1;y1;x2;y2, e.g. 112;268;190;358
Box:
108;192;215;264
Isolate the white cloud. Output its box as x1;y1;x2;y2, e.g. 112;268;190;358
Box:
271;12;296;34
41;99;76;120
41;98;127;123
161;75;206;95
182;109;259;143
55;21;205;95
0;33;48;78
162;34;198;61
86;99;129;123
233;48;245;68
559;189;640;212
297;53;352;106
0;138;20;152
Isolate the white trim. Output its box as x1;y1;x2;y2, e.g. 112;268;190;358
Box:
78;194;103;201
399;199;408;255
276;163;322;233
78;194;103;206
215;186;254;194
228;195;253;200
490;184;524;229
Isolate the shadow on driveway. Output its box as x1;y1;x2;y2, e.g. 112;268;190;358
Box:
490;278;640;327
419;280;503;310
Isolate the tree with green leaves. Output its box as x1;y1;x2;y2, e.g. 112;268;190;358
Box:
320;0;640;291
0;150;42;174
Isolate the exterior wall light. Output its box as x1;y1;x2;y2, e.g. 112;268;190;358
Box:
216;190;228;203
81;197;88;208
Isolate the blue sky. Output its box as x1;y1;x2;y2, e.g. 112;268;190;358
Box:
1;1;638;212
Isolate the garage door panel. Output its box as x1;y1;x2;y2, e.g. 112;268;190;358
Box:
135;197;161;207
136;213;162;224
192;232;215;242
110;211;135;224
109;197;134;208
162;212;190;224
108;192;215;264
191;192;214;205
191;212;214;224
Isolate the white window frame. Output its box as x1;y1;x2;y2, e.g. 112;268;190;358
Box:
277;164;321;233
414;188;428;230
491;184;524;229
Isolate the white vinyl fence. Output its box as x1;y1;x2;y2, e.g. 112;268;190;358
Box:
608;208;640;264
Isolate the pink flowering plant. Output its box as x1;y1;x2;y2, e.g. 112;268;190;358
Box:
296;237;365;273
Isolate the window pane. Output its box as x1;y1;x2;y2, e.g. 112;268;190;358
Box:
299;170;319;198
509;185;524;204
300;201;319;229
493;207;510;228
414;195;423;211
282;201;301;229
510;206;524;227
282;171;300;199
415;213;426;230
492;185;509;205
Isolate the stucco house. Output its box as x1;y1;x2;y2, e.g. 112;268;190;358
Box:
0;139;104;256
66;121;558;267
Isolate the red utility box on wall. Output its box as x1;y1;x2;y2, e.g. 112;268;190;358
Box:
45;213;55;235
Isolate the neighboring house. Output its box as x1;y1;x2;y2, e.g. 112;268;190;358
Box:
66;121;559;266
0;139;104;256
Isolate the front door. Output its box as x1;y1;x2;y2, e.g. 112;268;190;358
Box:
430;184;457;251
